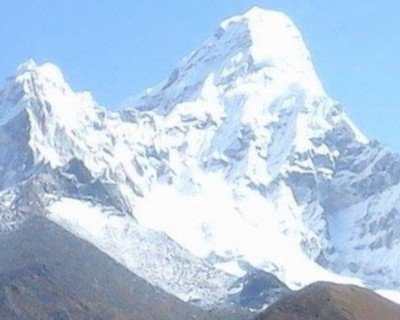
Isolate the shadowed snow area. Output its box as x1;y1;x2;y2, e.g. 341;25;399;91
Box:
1;6;400;310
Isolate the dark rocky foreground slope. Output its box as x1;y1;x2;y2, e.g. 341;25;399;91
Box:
0;215;399;319
257;282;400;320
0;215;248;320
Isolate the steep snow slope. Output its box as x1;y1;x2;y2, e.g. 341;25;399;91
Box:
1;6;400;308
127;7;400;292
0;61;239;307
126;7;369;286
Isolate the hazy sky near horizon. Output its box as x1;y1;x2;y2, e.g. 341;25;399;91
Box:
1;1;400;150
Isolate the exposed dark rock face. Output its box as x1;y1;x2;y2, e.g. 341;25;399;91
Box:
229;270;291;309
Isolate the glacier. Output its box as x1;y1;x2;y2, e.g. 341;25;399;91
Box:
1;6;400;308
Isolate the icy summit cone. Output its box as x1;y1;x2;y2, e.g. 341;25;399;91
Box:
218;7;315;71
133;7;325;115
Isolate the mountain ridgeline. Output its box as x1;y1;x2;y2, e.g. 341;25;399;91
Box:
1;6;400;319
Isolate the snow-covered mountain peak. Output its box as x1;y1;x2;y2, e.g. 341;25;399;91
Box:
1;60;90;124
13;59;70;91
0;61;104;179
2;7;400;309
221;7;295;34
16;58;38;72
219;7;314;71
3;60;96;117
133;7;324;115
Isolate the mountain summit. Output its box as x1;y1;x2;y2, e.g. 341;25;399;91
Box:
1;6;400;311
134;7;324;115
219;7;314;69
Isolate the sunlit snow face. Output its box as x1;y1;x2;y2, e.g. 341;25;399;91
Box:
2;5;399;309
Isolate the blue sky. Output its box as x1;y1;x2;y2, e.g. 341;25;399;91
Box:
1;1;400;150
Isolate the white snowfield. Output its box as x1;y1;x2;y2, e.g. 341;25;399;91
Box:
1;6;400;306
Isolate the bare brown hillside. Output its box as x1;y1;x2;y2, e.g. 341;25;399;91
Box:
257;282;400;320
